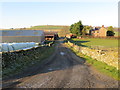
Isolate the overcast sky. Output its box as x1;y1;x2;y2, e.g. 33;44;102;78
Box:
0;0;119;29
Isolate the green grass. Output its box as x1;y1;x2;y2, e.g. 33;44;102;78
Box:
71;38;118;48
66;43;120;80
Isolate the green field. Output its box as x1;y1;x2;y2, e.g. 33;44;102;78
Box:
71;38;118;48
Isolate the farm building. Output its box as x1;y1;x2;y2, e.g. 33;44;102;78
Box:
90;25;107;37
44;31;59;40
0;30;45;43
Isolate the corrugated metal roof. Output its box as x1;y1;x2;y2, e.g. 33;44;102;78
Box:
0;30;44;36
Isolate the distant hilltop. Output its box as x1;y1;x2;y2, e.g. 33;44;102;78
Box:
29;25;70;30
1;25;70;31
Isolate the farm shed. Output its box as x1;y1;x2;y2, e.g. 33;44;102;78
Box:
0;30;45;43
44;31;58;40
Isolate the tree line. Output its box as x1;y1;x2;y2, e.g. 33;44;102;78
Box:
70;20;115;36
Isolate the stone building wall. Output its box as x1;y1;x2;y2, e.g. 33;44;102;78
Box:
99;27;107;37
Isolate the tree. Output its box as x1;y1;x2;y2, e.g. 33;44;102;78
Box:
82;28;86;36
107;26;114;31
107;31;115;36
69;20;83;36
107;26;115;36
82;26;92;35
70;24;74;33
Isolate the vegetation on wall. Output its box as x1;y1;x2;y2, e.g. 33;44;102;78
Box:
2;46;55;78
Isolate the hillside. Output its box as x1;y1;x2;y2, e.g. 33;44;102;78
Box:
30;25;70;30
29;25;70;36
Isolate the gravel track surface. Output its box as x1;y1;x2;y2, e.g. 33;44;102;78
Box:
2;41;119;88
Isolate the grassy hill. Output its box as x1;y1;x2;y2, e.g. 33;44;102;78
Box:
30;25;70;30
29;25;70;36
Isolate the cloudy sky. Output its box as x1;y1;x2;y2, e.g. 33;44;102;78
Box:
0;0;119;29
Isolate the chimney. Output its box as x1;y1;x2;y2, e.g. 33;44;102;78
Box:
102;25;104;28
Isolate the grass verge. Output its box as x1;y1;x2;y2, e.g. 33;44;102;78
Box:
65;43;120;80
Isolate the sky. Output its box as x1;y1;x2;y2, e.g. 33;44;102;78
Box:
0;0;119;29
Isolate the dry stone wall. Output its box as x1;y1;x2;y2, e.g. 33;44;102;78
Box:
67;41;119;70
